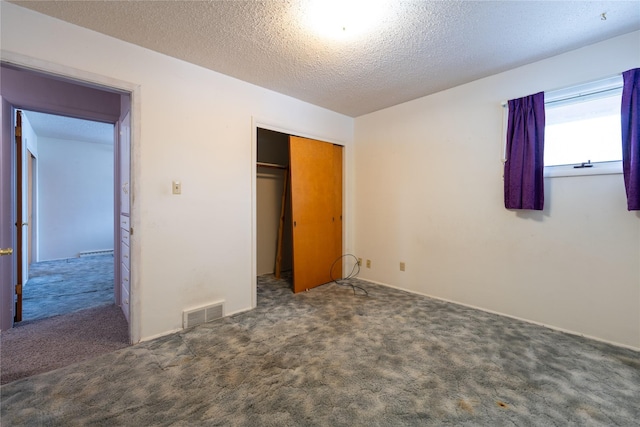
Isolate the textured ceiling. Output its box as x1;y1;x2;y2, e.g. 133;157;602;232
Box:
10;1;640;117
24;111;114;145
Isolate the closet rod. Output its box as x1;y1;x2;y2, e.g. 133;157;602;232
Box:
257;162;288;170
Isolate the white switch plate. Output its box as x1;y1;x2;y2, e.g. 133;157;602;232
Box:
172;181;181;195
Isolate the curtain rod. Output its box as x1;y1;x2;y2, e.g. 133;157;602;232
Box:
500;73;623;107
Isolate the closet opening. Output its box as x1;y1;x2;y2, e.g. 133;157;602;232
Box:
257;128;293;285
256;127;343;296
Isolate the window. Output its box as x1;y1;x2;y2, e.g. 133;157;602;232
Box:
543;75;623;176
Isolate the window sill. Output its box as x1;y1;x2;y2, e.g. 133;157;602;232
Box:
544;161;622;178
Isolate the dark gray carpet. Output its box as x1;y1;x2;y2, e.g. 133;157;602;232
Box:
1;275;639;426
24;255;115;321
0;304;129;385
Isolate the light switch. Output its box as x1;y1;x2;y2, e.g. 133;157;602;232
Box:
172;181;181;195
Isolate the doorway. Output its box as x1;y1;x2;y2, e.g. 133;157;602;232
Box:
0;61;135;382
19;110;116;322
1;62;133;339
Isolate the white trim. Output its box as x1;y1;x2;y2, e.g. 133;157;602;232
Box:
545;74;623;106
226;306;254;318
500;103;508;165
139;328;183;343
544;160;622;178
141;307;254;343
251;118;258;310
500;73;623;107
252;116;347;147
361;278;640;353
1;50;137;94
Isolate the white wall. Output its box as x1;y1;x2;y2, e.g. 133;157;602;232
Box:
257;129;292;275
37;136;114;260
354;31;640;349
19;113;36;278
0;2;353;341
256;170;287;275
22;113;38;157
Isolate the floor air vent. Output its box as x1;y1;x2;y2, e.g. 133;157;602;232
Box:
183;301;224;329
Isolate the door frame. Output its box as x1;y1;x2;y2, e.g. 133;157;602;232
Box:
14;110;24;322
0;52;141;343
12;111;41;320
251;117;348;307
14;109;118;319
27;151;37;265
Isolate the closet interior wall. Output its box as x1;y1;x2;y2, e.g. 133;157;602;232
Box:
256;128;293;276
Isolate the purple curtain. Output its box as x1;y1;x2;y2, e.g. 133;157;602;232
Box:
622;68;640;211
504;92;545;210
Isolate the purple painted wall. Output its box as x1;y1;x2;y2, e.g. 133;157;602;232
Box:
1;65;121;122
0;97;15;331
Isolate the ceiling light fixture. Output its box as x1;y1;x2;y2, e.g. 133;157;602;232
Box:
303;0;388;40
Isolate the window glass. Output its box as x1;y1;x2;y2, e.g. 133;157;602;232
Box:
544;81;622;167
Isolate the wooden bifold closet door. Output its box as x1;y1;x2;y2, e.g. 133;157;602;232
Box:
289;136;342;293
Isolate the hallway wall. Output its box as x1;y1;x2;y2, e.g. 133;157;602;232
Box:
0;97;14;330
37;136;114;260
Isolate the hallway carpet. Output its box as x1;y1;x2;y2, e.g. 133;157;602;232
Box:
1;275;639;425
1;254;127;385
0;304;129;385
23;255;115;321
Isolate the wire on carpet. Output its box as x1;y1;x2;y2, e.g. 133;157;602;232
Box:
330;254;368;296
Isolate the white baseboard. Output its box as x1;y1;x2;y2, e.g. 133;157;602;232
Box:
139;306;254;344
140;328;182;343
359;278;640;353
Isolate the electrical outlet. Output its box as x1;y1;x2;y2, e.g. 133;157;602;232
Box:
357;258;362;266
366;259;371;268
400;262;406;272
